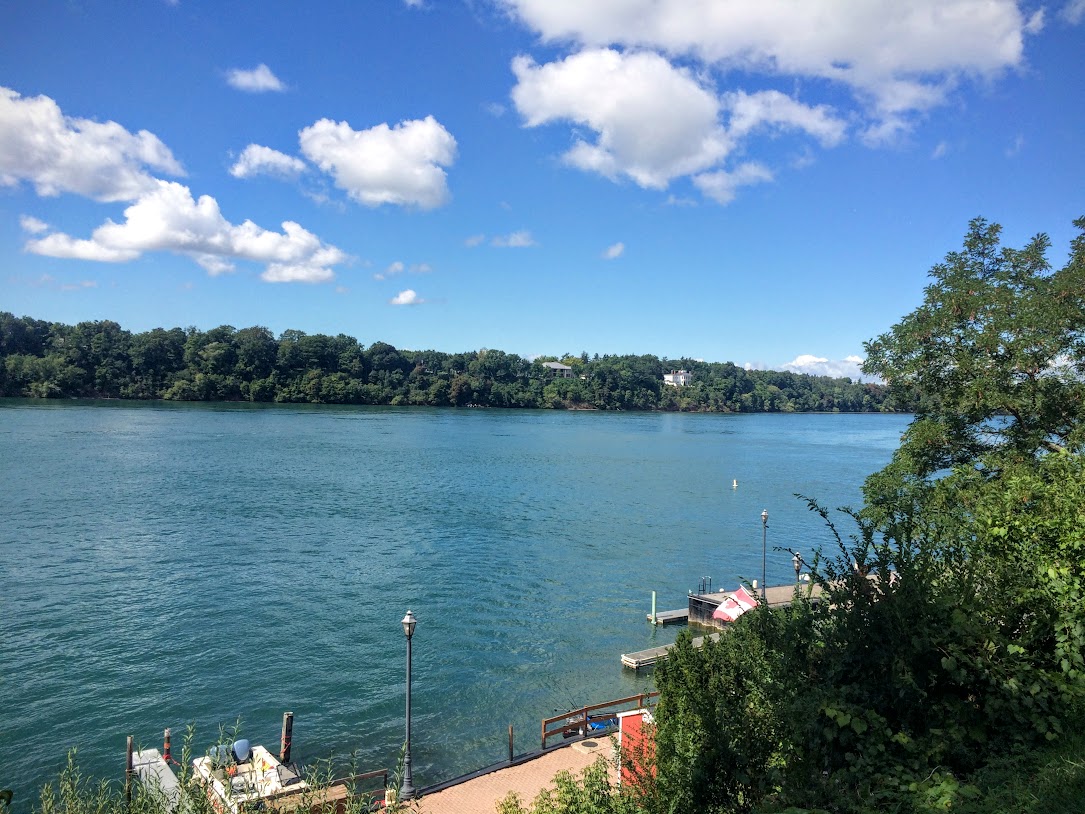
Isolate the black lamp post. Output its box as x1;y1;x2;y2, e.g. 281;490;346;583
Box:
401;610;417;800
761;509;768;602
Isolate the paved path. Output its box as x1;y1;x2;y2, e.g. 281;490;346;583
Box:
411;739;616;814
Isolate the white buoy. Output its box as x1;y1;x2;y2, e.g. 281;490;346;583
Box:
732;479;738;489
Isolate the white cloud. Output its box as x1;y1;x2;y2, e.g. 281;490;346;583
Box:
501;0;1034;129
410;262;432;273
491;230;536;247
603;241;624;259
465;233;486;247
373;260;405;281
693;162;773;204
230;144;307;179
1024;9;1045;34
1062;0;1085;24
226;64;285;93
780;353;866;380
512;49;730;189
724;90;846;146
20;215;49;234
0;86;183;202
931;141;948;159
390;289;424;305
298;115;457;209
24;180;347;284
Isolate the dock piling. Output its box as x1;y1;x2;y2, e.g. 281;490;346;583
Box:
280;711;294;764
508;725;514;762
125;736;133;804
651;591;656;625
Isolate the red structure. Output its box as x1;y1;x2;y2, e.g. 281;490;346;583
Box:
617;709;656;788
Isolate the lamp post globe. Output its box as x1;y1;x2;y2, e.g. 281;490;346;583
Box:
401;610;416;799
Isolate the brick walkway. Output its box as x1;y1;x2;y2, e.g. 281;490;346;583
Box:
409;739;616;814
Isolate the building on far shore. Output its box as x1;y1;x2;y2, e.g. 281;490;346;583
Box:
543;361;573;378
663;369;692;387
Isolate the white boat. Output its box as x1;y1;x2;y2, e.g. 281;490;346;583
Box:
191;741;308;813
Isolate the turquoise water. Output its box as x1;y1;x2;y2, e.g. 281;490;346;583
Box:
0;401;908;807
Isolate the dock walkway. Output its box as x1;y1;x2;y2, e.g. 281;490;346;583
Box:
646;608;688;625
621;632;721;670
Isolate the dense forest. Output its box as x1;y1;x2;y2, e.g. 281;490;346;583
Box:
0;312;908;413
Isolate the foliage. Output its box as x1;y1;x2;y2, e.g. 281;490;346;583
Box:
652;609;803;814
0;313;898;413
862;216;1085;500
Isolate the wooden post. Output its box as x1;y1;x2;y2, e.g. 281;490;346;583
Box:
163;728;171;763
651;591;657;625
125;735;134;804
508;725;514;762
280;711;294;764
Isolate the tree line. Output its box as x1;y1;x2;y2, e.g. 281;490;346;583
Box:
0;313;908;413
502;217;1085;814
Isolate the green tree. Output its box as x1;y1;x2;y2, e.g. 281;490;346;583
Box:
863;217;1085;492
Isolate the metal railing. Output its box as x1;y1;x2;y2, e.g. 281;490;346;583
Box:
540;692;659;749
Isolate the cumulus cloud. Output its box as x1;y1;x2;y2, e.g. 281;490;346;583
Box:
226;64;285;93
724;90;846;146
513;49;730;189
492;230;536;247
693;162;773;204
390;289;424;305
20;215;49;234
24;180;347;283
501;0;1034;127
0;86;183;202
603;241;624;259
230;144;307;179
780;354;866;380
298;115;457;209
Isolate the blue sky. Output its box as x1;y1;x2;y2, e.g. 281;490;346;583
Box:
2;0;1082;378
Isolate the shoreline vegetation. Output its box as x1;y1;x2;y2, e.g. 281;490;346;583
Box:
11;218;1085;813
0;313;913;413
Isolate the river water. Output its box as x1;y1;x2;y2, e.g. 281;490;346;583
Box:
0;400;908;807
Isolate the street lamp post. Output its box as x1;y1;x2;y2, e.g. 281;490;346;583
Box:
401;610;417;800
761;509;768;602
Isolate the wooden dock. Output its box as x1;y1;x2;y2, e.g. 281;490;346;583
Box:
647;608;688;625
132;749;182;807
624;582;824;669
621;632;721;670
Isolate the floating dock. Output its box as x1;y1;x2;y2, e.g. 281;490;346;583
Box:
621;632;721;671
625;582;824;669
646;608;688;625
